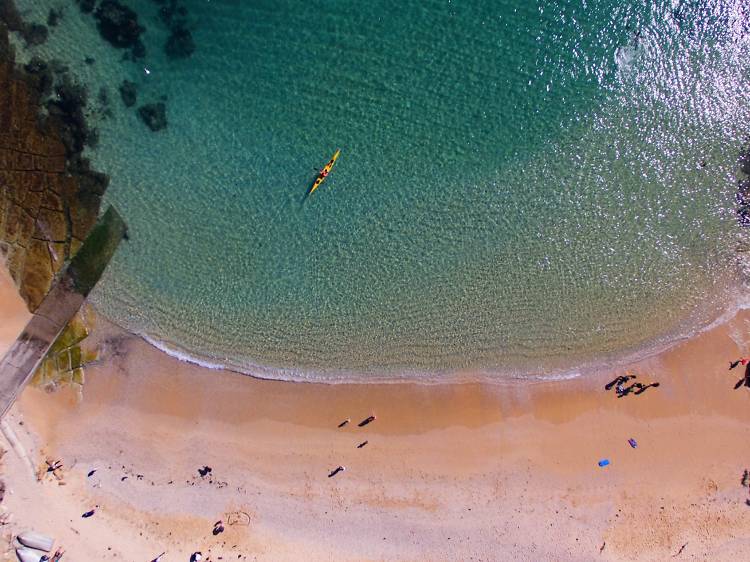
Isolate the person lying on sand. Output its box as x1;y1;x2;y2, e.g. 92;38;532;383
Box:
617;381;660;397
358;415;376;427
729;358;750;370
633;382;660;395
40;548;65;562
734;363;750;390
338;418;350;428
328;466;346;478
605;374;635;391
357;440;368;448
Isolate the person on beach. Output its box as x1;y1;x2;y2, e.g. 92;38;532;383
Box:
190;552;203;562
357;440;368;448
212;520;225;535
729;357;750;370
733;363;750;390
606;374;635;391
338;418;350;428
328;466;346;478
358;415;376;427
633;382;660;395
617;381;660;397
40;549;65;562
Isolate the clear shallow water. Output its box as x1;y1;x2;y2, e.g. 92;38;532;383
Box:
12;0;750;380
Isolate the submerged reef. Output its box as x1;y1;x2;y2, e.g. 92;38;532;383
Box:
0;3;112;311
0;0;47;47
156;0;196;59
165;26;194;59
137;102;167;131
93;0;145;59
118;79;136;107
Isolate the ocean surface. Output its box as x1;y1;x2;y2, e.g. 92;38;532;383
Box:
11;0;750;381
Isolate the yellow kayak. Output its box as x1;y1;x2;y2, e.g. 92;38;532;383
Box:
308;149;341;196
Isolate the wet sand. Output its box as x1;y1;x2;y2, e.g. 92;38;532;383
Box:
2;269;750;560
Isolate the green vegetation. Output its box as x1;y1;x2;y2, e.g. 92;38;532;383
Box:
30;312;98;394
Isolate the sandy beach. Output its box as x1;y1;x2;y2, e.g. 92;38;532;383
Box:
1;265;750;561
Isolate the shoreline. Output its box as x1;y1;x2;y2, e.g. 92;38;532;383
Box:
114;284;750;385
3;273;750;560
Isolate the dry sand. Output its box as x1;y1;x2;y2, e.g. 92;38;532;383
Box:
2;268;750;561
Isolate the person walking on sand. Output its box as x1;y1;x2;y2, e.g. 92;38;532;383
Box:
358;415;376;427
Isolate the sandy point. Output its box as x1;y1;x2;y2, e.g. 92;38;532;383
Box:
2;270;750;560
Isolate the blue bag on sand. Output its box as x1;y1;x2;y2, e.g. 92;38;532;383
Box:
598;459;610;467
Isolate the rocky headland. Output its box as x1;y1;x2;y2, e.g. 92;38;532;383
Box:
0;2;109;311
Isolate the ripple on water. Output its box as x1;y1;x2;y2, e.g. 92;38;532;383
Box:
10;0;750;381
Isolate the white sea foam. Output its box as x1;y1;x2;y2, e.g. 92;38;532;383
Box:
134;290;750;385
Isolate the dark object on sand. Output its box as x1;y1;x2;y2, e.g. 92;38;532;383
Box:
149;552;165;562
598;459;610;467
633;382;659;395
46;460;63;472
198;465;212;477
190;552;203;562
165;26;195;59
87;469;97;477
82;509;96;518
328;466;346;478
358;415;376;427
605;375;635;391
617;381;659;397
628;438;637;449
212;521;224;535
357;441;368;449
734;363;750;390
673;542;688;557
337;418;350;428
741;470;749;487
729;358;749;370
121;476;128;481
138;103;168;131
94;0;145;54
119;80;137;107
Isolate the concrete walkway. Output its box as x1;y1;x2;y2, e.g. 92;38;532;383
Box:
0;207;126;418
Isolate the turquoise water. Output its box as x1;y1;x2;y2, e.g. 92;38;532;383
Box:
12;0;750;380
